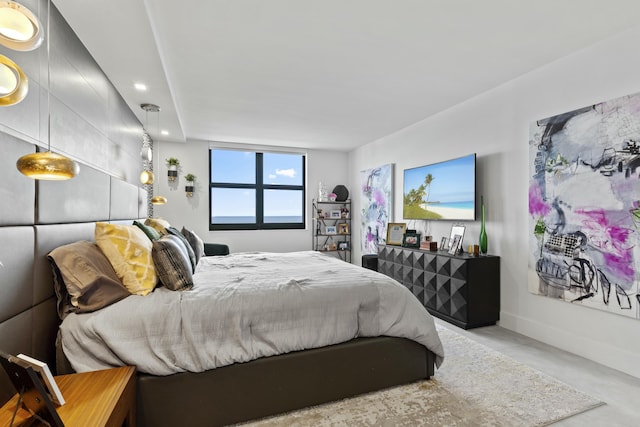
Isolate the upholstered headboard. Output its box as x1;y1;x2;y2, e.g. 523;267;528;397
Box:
0;136;146;404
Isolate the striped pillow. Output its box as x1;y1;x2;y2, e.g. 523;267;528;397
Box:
181;227;205;265
152;235;194;291
165;226;197;272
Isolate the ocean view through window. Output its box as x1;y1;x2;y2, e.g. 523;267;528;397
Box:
210;148;306;230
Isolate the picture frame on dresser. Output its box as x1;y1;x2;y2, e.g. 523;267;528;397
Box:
386;223;406;245
448;234;462;254
402;231;420;248
448;224;466;251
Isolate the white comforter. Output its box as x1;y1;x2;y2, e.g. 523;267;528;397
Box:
60;251;444;375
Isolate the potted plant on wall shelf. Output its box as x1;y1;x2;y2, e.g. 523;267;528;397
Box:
166;157;180;181
185;173;196;197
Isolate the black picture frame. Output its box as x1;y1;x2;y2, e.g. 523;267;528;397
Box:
0;352;64;426
402;231;421;248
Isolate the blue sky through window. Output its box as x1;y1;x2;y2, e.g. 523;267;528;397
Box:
210;149;304;224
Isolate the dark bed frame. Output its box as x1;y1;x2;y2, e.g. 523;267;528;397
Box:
0;138;435;426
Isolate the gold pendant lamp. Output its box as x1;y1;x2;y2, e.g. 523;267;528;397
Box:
0;0;42;106
16;0;77;180
0;1;44;51
0;53;27;105
141;103;167;205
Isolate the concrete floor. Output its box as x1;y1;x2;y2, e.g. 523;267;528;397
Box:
435;318;640;426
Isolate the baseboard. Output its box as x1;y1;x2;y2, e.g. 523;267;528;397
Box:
500;311;640;379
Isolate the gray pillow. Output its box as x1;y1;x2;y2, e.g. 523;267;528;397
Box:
152;235;194;291
181;227;205;265
165;226;197;272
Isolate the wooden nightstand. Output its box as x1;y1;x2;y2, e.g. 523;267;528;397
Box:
0;366;136;427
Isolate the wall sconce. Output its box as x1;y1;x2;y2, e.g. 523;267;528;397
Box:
184;173;195;197
166;157;179;181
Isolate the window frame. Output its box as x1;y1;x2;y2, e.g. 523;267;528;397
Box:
209;148;306;230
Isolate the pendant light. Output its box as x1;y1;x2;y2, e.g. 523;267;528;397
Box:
139;103;154;185
141;103;167;205
16;0;77;180
0;1;44;51
0;52;27;105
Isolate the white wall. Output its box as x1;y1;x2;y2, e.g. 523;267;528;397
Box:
349;26;640;378
153;139;348;253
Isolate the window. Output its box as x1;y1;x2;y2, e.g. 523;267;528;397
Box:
209;148;305;230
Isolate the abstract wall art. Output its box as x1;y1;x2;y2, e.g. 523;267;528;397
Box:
528;92;640;319
360;164;393;255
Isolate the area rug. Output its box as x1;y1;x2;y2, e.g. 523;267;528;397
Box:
241;326;604;426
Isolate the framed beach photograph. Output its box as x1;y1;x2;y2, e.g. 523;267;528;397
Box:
386;223;407;246
325;225;337;235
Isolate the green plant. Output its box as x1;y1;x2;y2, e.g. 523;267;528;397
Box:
166;157;180;166
184;173;196;182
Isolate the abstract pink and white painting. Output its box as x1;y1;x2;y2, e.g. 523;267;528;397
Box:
360;164;393;255
528;92;640;319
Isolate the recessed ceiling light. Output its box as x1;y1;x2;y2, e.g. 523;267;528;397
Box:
161;130;169;135
134;83;147;91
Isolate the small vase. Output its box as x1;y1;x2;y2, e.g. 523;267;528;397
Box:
479;196;488;255
318;181;328;201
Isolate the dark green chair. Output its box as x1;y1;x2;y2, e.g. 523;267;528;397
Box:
204;243;230;256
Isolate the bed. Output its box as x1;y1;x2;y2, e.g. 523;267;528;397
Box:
52;224;444;426
0;141;443;427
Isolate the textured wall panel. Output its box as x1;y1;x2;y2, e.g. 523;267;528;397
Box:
0;134;36;225
110;177;139;220
0;227;34;322
37;164;110;224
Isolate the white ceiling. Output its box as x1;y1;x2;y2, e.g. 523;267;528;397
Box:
53;0;640;151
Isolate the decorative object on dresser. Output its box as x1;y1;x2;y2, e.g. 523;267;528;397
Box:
448;224;466;253
386;223;406;246
479;195;488;254
378;245;500;329
402;230;421;248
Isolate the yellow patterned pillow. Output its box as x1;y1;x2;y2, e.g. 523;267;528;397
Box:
95;222;157;296
144;217;172;234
